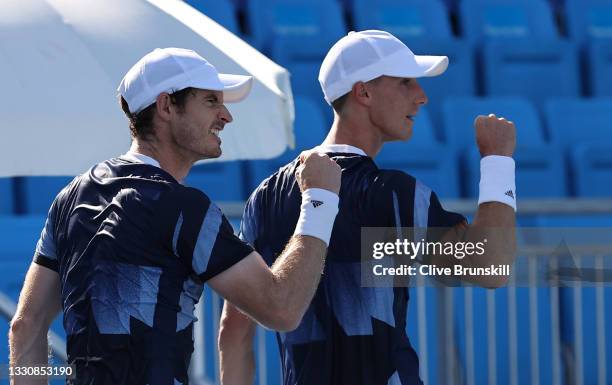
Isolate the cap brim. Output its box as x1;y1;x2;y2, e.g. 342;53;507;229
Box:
219;74;253;103
414;55;448;77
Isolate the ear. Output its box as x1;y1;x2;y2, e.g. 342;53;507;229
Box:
352;81;371;107
155;92;173;122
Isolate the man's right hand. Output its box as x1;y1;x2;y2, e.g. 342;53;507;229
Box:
296;151;342;194
474;114;516;157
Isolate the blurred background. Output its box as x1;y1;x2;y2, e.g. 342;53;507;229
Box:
1;0;611;384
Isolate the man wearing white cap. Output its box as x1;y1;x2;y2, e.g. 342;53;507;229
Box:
220;31;516;384
9;48;342;385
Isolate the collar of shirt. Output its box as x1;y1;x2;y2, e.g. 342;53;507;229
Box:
314;144;367;156
119;151;161;168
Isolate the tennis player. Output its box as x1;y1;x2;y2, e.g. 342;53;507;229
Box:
219;30;517;385
9;48;341;385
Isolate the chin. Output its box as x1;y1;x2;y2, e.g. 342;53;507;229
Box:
208;150;222;159
399;129;413;141
199;148;222;160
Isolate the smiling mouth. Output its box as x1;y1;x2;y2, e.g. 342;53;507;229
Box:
210;127;221;137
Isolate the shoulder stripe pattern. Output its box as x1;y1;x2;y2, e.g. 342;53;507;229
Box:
172;212;184;257
192;204;223;274
392;191;402;239
414;180;432;263
414;180;432;228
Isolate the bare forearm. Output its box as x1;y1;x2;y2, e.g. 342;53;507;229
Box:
459;202;516;286
209;236;328;331
467;202;516;265
219;303;256;385
9;319;49;385
428;203;516;287
268;234;326;324
219;341;255;385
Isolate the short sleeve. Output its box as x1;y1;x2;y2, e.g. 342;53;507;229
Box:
173;188;253;282
239;190;261;247
239;183;282;267
427;190;467;229
33;200;59;272
381;173;466;264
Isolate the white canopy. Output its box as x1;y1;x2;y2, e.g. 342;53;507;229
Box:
0;0;295;177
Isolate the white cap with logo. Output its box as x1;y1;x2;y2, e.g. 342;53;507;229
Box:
118;47;253;114
318;30;448;105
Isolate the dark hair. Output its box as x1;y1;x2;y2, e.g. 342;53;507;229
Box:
330;77;384;114
331;92;349;114
120;87;196;140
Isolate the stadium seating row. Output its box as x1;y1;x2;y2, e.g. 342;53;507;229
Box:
0;96;610;216
186;0;612;130
370;96;612;198
190;0;612;44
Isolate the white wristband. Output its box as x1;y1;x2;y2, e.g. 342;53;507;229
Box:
294;188;340;246
478;155;517;212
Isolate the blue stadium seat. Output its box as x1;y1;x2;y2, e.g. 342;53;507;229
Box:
252;0;345;123
483;40;580;106
565;0;612;43
271;35;336;125
545;98;612;148
442;97;568;197
571;143;612;197
587;41;612;96
408;40;477;137
0;177;13;214
459;0;558;42
0;215;46;261
352;0;452;41
442;97;545;145
183;0;240;34
247;97;328;190
383;106;438;147
247;0;347;54
273;44;325;101
185;161;246;202
21;176;74;214
374;107;456;197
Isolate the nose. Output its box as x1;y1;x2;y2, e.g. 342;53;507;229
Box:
219;104;233;124
414;80;428;106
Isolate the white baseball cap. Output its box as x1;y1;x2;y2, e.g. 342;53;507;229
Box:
319;30;449;104
118;47;253;114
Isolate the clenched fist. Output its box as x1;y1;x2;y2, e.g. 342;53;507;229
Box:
474;114;516;157
295;151;342;194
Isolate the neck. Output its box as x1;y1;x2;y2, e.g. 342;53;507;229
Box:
322;112;383;158
129;139;193;182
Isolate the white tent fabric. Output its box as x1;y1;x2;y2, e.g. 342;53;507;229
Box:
0;0;295;177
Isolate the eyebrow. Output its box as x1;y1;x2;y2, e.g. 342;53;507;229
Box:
202;93;220;102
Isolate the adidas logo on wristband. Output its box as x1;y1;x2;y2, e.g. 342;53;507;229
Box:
311;200;324;208
504;190;515;199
